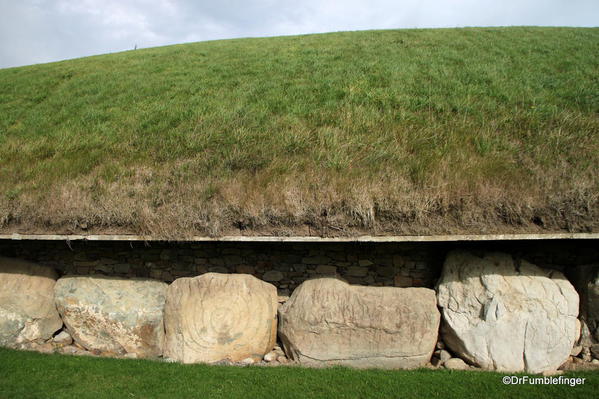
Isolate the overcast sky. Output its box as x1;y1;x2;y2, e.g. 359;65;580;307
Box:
0;0;597;69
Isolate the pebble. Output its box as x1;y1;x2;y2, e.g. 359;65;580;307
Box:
570;345;582;357
542;370;564;376
53;330;73;345
439;350;451;363
444;358;469;370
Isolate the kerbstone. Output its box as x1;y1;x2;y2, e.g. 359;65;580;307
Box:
437;250;579;373
164;273;277;363
0;257;62;347
54;276;167;358
278;278;439;368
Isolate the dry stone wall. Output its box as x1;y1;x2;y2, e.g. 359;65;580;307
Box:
0;241;448;294
1;240;596;295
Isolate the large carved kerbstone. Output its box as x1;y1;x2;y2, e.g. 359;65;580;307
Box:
0;257;62;347
437;251;579;373
278;278;440;368
54;276;167;358
164;273;277;363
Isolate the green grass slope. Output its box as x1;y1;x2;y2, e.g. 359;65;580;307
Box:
0;349;597;399
0;27;597;237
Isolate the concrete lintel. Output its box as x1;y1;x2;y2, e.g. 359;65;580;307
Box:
0;232;597;243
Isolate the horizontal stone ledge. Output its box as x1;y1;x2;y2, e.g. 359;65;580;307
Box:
0;232;598;242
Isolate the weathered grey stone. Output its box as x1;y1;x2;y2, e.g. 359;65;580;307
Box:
347;266;368;277
224;256;242;266
60;345;88;356
262;270;284;282
114;264;131;274
588;268;599;341
315;265;337;274
54;276;167;358
302;256;330;265
581;346;592;361
278;278;439;369
94;265;113;274
437;251;579;374
568;264;598;345
377;266;396;277
164;273;277;364
208;266;229;273
439;349;451;363
0;257;62;347
394;275;413;287
444;358;469;370
277;356;289;364
542;369;564;376
53;330;73;345
24;341;55;354
592;344;599;360
236;265;255;274
571;345;582;357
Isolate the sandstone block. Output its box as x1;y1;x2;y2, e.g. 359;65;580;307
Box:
278;278;439;368
54;276;167;358
0;257;62;347
437;250;579;373
164;273;277;363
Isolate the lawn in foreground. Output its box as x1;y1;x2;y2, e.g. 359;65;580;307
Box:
0;348;596;398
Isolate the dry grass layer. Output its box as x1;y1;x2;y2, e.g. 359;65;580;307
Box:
1;27;598;238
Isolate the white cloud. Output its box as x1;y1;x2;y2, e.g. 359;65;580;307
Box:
0;0;597;68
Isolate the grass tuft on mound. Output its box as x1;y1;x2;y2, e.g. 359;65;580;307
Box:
0;27;598;237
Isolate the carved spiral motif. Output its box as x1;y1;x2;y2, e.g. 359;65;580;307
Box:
177;275;275;362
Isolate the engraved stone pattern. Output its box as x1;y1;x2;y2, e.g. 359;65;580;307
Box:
164;273;277;363
54;276;167;357
278;278;439;368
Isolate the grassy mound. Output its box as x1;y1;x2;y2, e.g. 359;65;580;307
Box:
1;27;597;237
